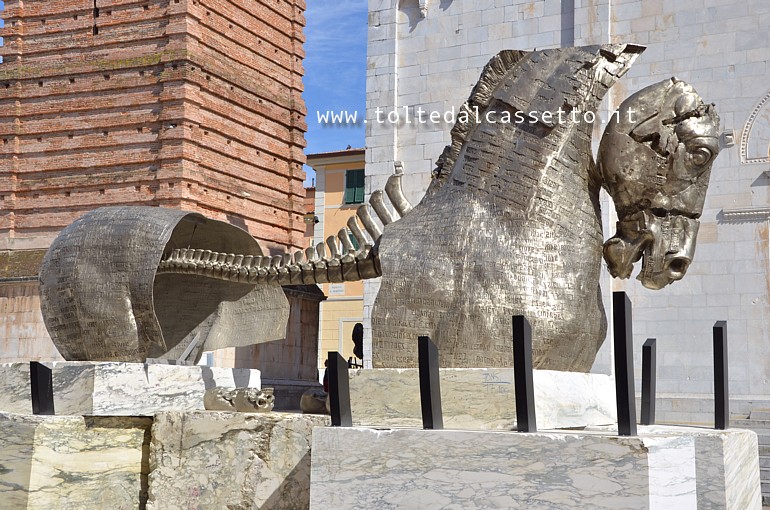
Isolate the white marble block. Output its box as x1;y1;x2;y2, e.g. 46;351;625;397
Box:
0;412;151;510
347;368;616;429
0;362;261;416
147;411;329;510
0;411;329;509
310;425;761;510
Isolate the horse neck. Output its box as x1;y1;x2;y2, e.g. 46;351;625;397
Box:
450;106;601;229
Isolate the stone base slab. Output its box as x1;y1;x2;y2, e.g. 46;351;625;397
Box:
0;412;151;510
0;362;261;416
148;411;329;509
0;411;328;510
348;368;616;430
310;425;761;509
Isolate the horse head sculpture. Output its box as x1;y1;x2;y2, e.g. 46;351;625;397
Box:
39;44;723;371
599;78;721;289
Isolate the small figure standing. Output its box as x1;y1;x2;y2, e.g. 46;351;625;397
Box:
352;323;364;361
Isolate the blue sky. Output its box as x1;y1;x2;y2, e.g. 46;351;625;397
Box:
302;1;367;184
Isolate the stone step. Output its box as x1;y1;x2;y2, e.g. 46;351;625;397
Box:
732;418;770;430
752;430;770;446
759;456;770;469
751;409;770;421
731;425;770;445
762;481;770;496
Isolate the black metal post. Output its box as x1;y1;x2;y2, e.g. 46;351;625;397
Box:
714;321;729;430
512;316;536;432
418;336;443;430
328;351;352;427
613;292;637;436
640;338;656;426
30;361;55;415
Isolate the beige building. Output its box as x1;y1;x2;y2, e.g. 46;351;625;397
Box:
307;148;366;368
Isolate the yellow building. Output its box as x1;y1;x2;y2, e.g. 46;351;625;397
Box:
306;148;366;369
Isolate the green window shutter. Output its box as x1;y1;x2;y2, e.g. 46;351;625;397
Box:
345;169;365;204
344;177;355;204
348;230;360;250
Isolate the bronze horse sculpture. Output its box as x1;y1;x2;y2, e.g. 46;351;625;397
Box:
39;44;722;370
372;44;721;370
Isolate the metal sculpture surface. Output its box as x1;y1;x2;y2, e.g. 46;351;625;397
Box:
599;79;720;290
371;46;721;370
40;44;721;370
39;206;288;363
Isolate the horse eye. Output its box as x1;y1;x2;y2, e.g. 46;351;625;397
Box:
691;147;712;166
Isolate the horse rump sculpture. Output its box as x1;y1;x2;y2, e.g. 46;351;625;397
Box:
39;43;722;370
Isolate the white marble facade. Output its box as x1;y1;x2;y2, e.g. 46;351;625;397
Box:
310;425;761;510
348;367;616;429
364;0;770;421
0;362;260;416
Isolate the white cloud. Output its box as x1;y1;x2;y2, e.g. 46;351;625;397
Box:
304;0;368;66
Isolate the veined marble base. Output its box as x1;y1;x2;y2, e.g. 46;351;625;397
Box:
0;411;328;510
0;362;260;416
310;425;761;510
347;368;616;430
147;411;329;509
0;412;151;510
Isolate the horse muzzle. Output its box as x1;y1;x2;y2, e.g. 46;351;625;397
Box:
603;210;699;290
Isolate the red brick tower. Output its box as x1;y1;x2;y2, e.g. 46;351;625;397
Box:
0;0;307;359
0;0;307;252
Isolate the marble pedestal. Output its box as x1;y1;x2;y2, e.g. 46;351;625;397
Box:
0;412;152;509
148;411;329;509
0;411;328;510
310;425;761;509
347;368;616;429
0;362;261;416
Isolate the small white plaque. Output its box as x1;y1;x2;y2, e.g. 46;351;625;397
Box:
329;283;346;295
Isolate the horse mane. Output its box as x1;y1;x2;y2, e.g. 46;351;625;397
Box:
433;50;528;182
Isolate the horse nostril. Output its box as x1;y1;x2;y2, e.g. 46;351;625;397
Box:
668;257;689;275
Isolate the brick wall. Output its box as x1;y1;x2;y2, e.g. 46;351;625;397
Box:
0;281;63;362
0;0;307;252
0;0;308;360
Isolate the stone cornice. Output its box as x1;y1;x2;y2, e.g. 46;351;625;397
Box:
721;207;770;223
